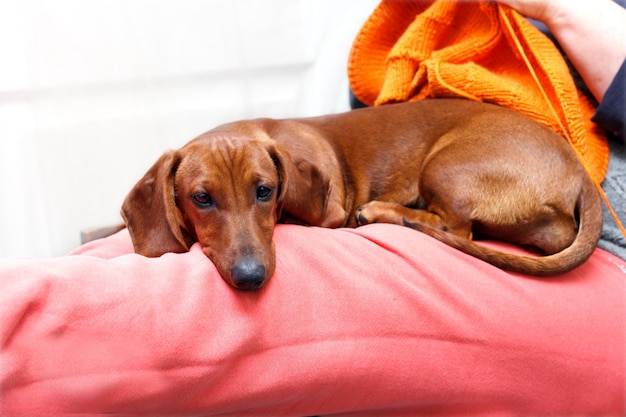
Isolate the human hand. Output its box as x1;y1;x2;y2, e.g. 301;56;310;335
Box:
495;0;565;24
496;0;626;102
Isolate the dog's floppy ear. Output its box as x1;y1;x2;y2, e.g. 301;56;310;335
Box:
263;141;337;226
121;150;190;257
263;142;289;218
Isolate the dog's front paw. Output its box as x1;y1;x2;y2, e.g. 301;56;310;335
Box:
355;201;386;225
355;201;402;226
354;200;414;226
355;206;371;226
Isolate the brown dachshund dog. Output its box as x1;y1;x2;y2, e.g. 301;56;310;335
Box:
122;99;603;289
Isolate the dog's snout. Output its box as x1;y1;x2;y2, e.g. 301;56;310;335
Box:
231;258;266;290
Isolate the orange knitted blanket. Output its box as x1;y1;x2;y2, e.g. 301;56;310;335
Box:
348;0;609;184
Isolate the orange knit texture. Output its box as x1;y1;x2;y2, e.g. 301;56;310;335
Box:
348;0;609;184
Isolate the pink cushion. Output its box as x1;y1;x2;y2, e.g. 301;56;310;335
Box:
1;224;624;416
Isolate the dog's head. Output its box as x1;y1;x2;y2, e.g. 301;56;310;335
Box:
121;132;289;290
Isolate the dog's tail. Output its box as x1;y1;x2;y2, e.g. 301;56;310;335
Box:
408;177;604;276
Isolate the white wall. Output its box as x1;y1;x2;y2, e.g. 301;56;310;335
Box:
0;0;378;257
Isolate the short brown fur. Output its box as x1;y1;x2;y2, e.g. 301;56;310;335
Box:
122;99;603;289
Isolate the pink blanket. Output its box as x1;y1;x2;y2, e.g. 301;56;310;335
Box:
1;224;624;416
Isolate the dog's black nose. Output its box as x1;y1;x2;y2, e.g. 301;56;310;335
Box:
231;259;266;290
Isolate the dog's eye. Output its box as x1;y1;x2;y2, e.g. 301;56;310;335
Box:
256;185;274;202
191;192;213;208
